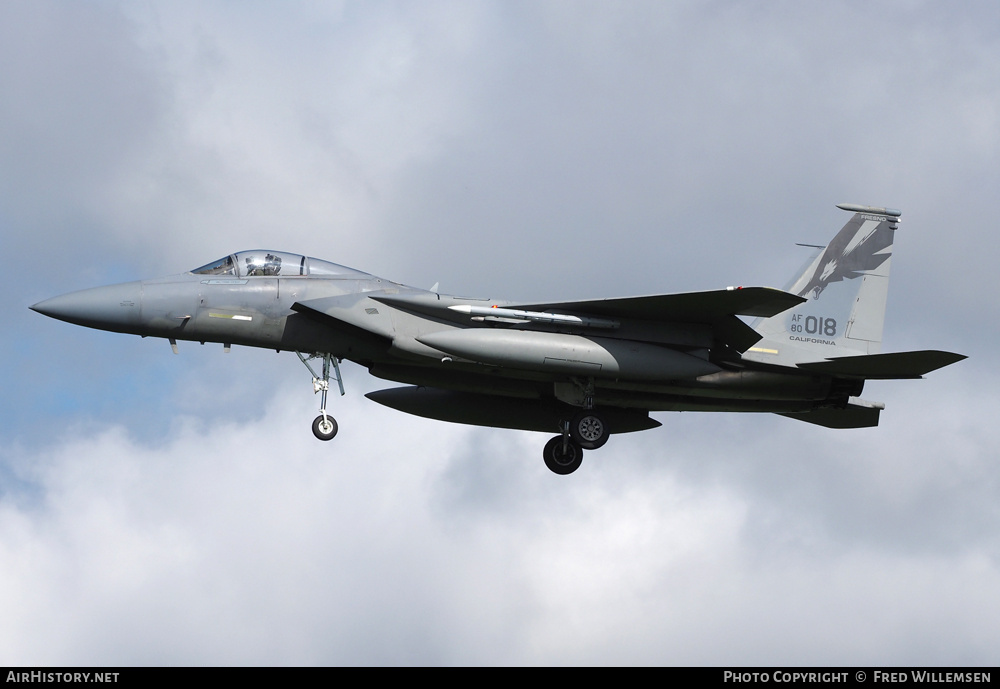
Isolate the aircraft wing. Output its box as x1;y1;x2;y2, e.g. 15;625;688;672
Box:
509;286;805;321
508;287;806;353
371;287;803;353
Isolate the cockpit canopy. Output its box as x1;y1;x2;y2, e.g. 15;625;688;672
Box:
191;251;371;278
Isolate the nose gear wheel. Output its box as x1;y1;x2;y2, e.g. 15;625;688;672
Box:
312;414;338;441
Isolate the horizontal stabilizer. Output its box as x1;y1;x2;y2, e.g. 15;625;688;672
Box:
796;350;966;379
779;398;884;428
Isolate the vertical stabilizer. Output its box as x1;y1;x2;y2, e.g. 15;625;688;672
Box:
747;204;899;365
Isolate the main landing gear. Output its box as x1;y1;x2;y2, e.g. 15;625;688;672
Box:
543;432;584;475
296;352;344;441
569;409;609;450
543;408;610;475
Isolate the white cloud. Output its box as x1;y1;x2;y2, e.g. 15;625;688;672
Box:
1;372;997;665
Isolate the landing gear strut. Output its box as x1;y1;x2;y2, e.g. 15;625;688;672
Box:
296;352;345;441
557;378;611;450
543;378;612;473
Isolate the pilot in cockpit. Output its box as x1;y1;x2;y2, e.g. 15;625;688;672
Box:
245;253;283;276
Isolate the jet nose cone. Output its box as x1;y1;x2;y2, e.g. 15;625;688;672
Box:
31;281;143;333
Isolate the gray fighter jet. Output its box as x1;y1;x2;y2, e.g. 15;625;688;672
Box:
32;204;965;474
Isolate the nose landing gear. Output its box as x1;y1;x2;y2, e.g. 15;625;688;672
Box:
296;352;345;441
312;414;338;441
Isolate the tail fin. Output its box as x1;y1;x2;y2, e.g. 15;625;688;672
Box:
750;204;899;364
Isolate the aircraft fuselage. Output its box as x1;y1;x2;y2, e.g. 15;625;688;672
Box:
31;205;966;474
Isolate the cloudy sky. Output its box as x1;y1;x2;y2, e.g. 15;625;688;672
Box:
1;0;997;666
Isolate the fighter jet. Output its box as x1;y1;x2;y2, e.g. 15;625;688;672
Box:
31;204;965;474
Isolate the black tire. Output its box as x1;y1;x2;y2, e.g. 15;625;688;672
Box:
543;435;584;475
570;410;609;450
312;415;338;441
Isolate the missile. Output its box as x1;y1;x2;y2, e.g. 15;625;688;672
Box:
836;203;902;217
416;329;720;380
448;304;619;329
